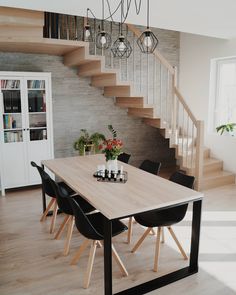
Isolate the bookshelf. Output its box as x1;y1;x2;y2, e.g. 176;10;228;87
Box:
0;72;54;195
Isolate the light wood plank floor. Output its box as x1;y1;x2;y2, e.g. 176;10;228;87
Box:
0;184;236;294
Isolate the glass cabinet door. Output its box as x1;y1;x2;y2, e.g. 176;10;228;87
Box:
1;79;23;143
27;79;47;141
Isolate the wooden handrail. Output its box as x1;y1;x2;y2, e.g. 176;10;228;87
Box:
127;23;175;75
174;87;198;126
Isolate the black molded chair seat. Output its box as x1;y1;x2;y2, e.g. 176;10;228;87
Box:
131;171;195;272
49;177;95;256
85;211;127;240
118;152;131;164
134;204;188;228
69;198;128;288
139;160;161;175
70;198;127;241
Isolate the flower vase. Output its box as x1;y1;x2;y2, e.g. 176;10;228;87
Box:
106;158;118;172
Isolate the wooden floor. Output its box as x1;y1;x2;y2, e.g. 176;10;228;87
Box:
0;184;236;294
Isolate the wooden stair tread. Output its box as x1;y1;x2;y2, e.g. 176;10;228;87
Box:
0;37;86;55
204;170;235;179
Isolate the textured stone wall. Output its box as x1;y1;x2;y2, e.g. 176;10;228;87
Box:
0;26;179;168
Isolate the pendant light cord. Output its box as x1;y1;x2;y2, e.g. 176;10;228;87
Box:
147;0;149;29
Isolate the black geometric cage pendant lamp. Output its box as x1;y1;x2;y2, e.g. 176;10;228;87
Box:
111;3;132;59
137;0;158;54
96;0;111;49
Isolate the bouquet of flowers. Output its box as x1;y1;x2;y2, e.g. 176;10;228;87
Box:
99;125;123;161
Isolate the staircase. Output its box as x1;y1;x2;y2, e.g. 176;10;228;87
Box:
0;7;235;191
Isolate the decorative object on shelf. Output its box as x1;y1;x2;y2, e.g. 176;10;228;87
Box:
137;0;158;53
111;2;132;58
99;125;123;168
216;123;236;136
95;0;112;49
85;0;158;56
73;129;106;155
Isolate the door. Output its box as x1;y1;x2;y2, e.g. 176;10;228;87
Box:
0;77;28;188
25;77;52;185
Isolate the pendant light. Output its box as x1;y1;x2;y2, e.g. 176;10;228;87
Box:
83;8;93;42
111;3;132;59
96;0;111;49
137;0;158;53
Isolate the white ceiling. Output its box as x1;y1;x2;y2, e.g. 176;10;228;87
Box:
1;0;236;39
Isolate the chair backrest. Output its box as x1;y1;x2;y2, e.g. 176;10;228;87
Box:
117;152;131;164
169;171;195;189
139;160;161;175
68;198;103;240
48;177;74;215
166;171;195;223
31;161;55;198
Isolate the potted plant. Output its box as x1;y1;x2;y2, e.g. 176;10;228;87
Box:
216;123;236;136
73;129;106;155
99;125;123;171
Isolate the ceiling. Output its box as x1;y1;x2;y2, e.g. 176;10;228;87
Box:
1;0;236;39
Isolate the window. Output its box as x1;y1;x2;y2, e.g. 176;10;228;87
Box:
213;57;236;135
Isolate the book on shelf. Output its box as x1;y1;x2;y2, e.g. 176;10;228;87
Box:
4;131;22;143
1;80;20;89
27;80;45;89
3;114;19;129
3;90;21;112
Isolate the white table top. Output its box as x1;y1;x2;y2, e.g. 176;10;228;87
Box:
42;154;203;220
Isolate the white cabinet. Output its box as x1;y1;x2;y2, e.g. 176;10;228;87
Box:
0;72;54;195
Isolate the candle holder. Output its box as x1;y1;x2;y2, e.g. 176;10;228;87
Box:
93;169;128;183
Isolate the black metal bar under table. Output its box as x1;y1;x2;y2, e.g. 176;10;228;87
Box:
103;199;202;295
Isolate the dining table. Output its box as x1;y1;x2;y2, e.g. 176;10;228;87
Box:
41;154;203;295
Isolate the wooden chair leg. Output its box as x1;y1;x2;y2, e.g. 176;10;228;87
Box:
54;215;70;240
161;227;165;243
83;241;97;289
131;227;152;253
63;216;75;256
70;238;90;265
127;217;133;244
40;198;55;222
150;228;156;235
153;227;162;272
167;227;188;260
112;244;128;277
49;201;58;234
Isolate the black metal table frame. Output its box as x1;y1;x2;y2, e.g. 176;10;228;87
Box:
103;199;202;295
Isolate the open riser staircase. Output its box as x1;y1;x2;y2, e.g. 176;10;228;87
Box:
0;7;235;191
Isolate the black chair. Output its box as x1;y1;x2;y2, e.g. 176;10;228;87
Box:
131;171;195;272
68;197;128;289
126;160;162;244
139;159;162;175
117;152;131;164
48;176;95;256
31;161;75;234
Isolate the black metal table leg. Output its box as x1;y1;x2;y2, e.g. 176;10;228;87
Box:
104;217;113;295
189;199;202;272
114;199;203;295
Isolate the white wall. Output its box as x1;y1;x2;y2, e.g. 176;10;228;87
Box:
179;33;236;173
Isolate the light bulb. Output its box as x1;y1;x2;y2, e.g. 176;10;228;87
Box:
144;35;152;48
85;29;90;38
100;35;107;46
118;41;126;52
